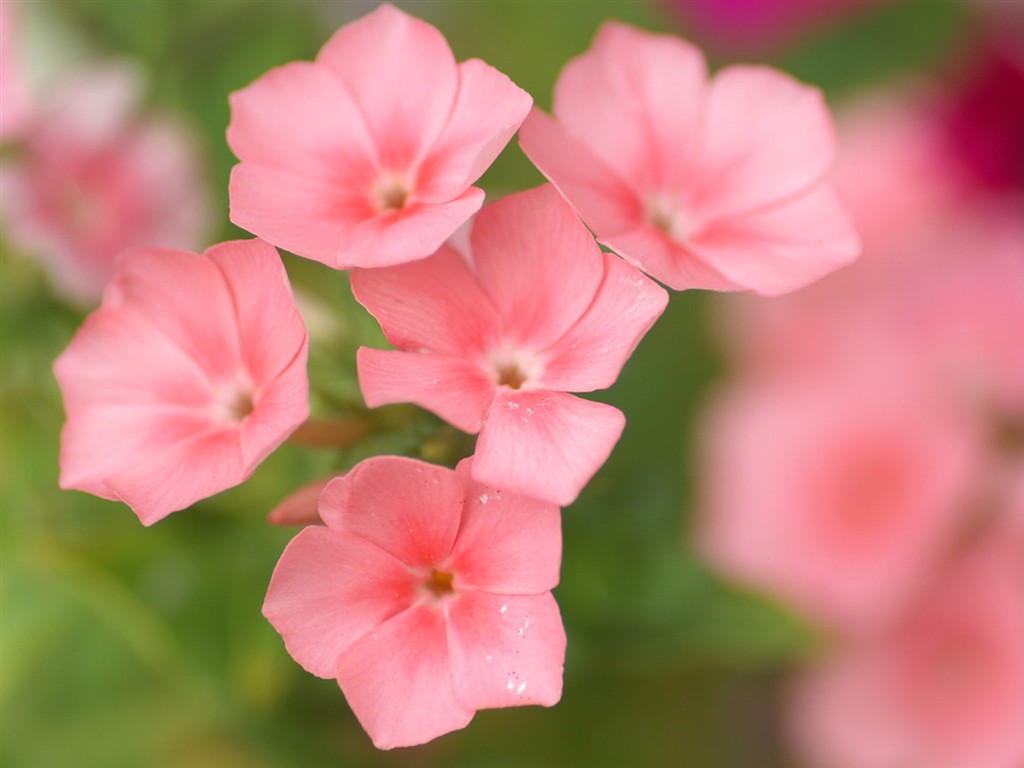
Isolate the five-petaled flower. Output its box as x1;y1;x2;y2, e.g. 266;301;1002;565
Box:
353;185;669;506
262;455;566;750
54;238;309;525
227;3;532;271
519;21;860;295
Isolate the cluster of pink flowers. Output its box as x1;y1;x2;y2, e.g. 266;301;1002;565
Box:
698;84;1024;768
49;4;858;750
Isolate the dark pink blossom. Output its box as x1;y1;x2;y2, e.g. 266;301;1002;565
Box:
54;239;309;525
262;456;565;749
664;0;883;53
352;185;668;505
227;3;531;271
519;21;859;295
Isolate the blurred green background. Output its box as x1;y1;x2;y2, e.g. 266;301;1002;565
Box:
1;1;974;765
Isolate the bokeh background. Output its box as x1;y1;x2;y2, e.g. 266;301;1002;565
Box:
2;1;1019;766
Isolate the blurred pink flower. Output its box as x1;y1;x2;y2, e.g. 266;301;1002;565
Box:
54;239;309;525
830;90;970;255
262;456;565;750
227;3;531;271
352;185;668;505
788;542;1024;768
714;90;1024;422
698;372;979;633
518;21;859;295
0;63;210;303
719;195;1024;428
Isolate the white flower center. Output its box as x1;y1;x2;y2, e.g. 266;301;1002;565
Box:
645;195;699;242
487;346;543;390
213;379;255;423
372;172;412;212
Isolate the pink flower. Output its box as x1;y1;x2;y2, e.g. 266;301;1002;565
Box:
54;238;309;525
698;371;979;633
788;543;1024;768
227;3;532;271
0;63;210;303
262;455;566;750
352;185;668;505
518;21;860;295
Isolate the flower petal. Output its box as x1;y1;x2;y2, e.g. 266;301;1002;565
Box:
263;526;418;679
552;21;708;193
517;107;643;237
473;390;625;506
58;403;213;504
351;243;499;356
337;604;474;750
541;253;668;392
239;355;309;470
316;3;458;169
687;185;861;296
318;456;464;569
601;226;741;292
447;591;565;711
334;188;485;270
357;348;494;434
227;61;378;182
104;427;244;525
449;459;562;594
205;238;308;388
471;185;604;350
103;247;241;382
53;307;212;409
416;58;532;202
691;64;837;218
228;164;367;269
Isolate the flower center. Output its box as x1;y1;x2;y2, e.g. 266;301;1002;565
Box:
214;381;255;423
424;568;455;599
993;412;1024;457
226;389;255;420
645;195;698;242
373;173;411;212
495;360;528;390
487;346;542;390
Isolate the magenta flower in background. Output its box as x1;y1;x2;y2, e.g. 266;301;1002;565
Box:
519;21;859;295
663;0;882;53
788;542;1024;768
54;239;309;525
352;185;668;505
227;3;532;271
262;456;566;750
944;38;1024;194
0;63;210;303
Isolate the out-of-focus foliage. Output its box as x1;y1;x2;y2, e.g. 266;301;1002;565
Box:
1;1;975;766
